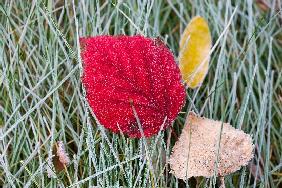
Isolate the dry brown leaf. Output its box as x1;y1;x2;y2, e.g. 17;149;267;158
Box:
53;141;70;172
256;0;270;11
169;112;254;179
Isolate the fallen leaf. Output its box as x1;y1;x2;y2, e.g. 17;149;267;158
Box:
80;35;186;138
52;141;70;174
169;112;254;179
256;0;270;11
179;16;212;88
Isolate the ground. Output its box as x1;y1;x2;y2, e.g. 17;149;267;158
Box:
0;0;282;187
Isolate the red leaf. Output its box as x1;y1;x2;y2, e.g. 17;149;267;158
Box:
80;35;185;138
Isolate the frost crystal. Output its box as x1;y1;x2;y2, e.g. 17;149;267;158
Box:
56;141;70;165
46;158;56;178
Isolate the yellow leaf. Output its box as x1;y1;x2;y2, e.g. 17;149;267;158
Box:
179;16;212;88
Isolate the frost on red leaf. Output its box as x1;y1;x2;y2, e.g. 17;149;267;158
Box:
80;35;185;138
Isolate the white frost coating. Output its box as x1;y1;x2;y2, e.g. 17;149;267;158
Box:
169;112;254;179
57;141;70;165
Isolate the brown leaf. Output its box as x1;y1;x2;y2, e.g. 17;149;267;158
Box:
169;112;254;179
256;0;270;11
52;141;70;173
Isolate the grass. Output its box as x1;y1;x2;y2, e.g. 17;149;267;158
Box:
0;0;282;187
